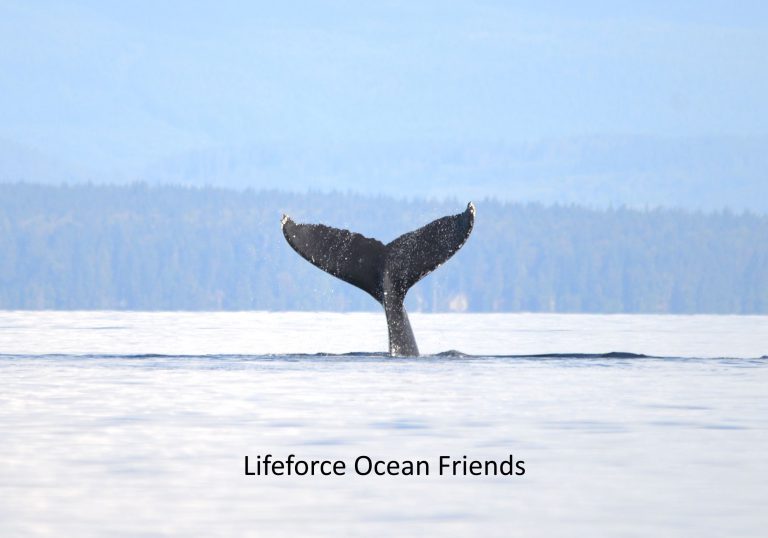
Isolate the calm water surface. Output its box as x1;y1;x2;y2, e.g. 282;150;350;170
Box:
1;312;766;537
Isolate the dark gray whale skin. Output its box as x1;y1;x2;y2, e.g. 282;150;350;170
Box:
281;203;475;356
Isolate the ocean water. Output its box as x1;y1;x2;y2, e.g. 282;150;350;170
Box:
1;311;766;537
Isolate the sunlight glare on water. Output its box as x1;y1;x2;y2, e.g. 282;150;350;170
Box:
0;311;766;357
0;311;766;537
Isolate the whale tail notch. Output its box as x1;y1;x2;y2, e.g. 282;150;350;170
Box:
281;203;476;356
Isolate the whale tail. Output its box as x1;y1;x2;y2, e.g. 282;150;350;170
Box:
281;203;475;356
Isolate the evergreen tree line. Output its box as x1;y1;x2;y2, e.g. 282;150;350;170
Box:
0;182;766;313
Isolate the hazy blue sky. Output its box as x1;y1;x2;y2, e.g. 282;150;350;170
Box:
1;1;766;204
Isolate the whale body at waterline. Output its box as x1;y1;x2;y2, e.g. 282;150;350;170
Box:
281;203;476;356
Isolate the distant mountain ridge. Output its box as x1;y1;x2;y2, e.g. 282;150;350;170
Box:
3;136;766;213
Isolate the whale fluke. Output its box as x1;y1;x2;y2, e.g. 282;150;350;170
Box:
281;203;475;356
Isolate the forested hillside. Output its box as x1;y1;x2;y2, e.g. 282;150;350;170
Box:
1;183;766;313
